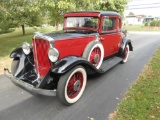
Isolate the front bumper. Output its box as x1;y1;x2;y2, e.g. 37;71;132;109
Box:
4;68;56;96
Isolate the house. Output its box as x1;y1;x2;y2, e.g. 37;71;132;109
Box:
144;17;160;23
124;15;145;25
143;17;155;23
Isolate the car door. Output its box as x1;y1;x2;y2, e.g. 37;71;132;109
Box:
100;16;121;58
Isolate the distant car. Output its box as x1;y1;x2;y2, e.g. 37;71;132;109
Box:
4;11;133;105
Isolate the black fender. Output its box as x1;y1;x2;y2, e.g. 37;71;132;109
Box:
10;47;35;78
122;30;127;37
119;37;133;55
51;56;102;74
10;47;23;58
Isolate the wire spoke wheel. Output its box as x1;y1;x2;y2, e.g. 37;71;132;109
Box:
89;47;101;67
57;66;87;105
67;72;83;99
83;41;104;69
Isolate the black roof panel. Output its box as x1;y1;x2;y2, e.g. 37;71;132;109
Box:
66;11;121;17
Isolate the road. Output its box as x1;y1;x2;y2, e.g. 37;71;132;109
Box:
0;32;160;120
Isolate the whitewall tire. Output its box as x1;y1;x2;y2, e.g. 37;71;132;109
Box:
83;41;104;69
121;44;129;63
57;66;87;105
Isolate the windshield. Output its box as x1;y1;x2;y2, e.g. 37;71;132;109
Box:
65;17;99;31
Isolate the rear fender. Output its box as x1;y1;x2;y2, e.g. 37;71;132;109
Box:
51;56;99;74
119;37;133;55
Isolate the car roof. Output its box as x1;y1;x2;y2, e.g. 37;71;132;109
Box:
65;11;121;18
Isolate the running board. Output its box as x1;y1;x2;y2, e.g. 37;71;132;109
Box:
99;57;122;73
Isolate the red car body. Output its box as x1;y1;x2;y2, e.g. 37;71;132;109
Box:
4;11;133;105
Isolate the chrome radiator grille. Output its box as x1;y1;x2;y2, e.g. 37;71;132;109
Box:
32;38;51;77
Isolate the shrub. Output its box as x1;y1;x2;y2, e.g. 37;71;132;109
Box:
150;20;158;26
157;20;160;27
0;28;15;34
144;22;149;26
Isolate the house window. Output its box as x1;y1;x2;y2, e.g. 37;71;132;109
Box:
138;18;141;22
102;17;116;32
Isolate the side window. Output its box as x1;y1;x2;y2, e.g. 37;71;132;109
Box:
102;17;116;32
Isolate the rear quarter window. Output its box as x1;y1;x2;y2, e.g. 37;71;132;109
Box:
102;17;116;32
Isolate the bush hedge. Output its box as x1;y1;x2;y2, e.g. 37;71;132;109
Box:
144;22;149;26
145;20;160;27
150;20;157;26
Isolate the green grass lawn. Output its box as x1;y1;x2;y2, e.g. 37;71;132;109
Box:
123;25;160;31
113;48;160;120
0;26;62;74
0;26;60;57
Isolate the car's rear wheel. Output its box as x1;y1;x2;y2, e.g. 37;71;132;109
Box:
121;44;129;63
83;41;104;69
11;58;20;75
57;65;87;105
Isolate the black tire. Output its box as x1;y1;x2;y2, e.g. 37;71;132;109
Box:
57;65;87;105
82;41;104;69
11;58;20;75
121;44;130;64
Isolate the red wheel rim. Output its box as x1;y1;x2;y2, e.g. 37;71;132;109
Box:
89;47;101;67
124;46;129;61
67;72;83;99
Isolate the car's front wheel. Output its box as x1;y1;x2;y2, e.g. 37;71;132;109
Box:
57;65;87;105
121;44;130;63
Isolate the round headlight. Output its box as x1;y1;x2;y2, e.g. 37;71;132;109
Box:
22;42;31;55
48;48;59;62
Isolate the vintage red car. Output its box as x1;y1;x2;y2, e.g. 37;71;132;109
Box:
4;11;133;105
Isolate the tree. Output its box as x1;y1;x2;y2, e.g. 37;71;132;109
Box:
129;12;135;16
94;0;127;16
0;0;45;35
43;0;127;31
74;0;101;11
45;0;101;30
0;0;16;32
0;0;128;34
12;0;45;35
44;0;76;30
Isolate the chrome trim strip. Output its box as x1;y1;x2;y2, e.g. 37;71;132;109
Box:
4;68;56;96
34;32;54;57
33;36;40;78
34;32;54;42
95;34;100;41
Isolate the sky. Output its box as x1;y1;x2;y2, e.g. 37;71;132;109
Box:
124;0;160;17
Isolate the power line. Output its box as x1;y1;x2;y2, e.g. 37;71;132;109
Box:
126;6;160;10
128;3;160;6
